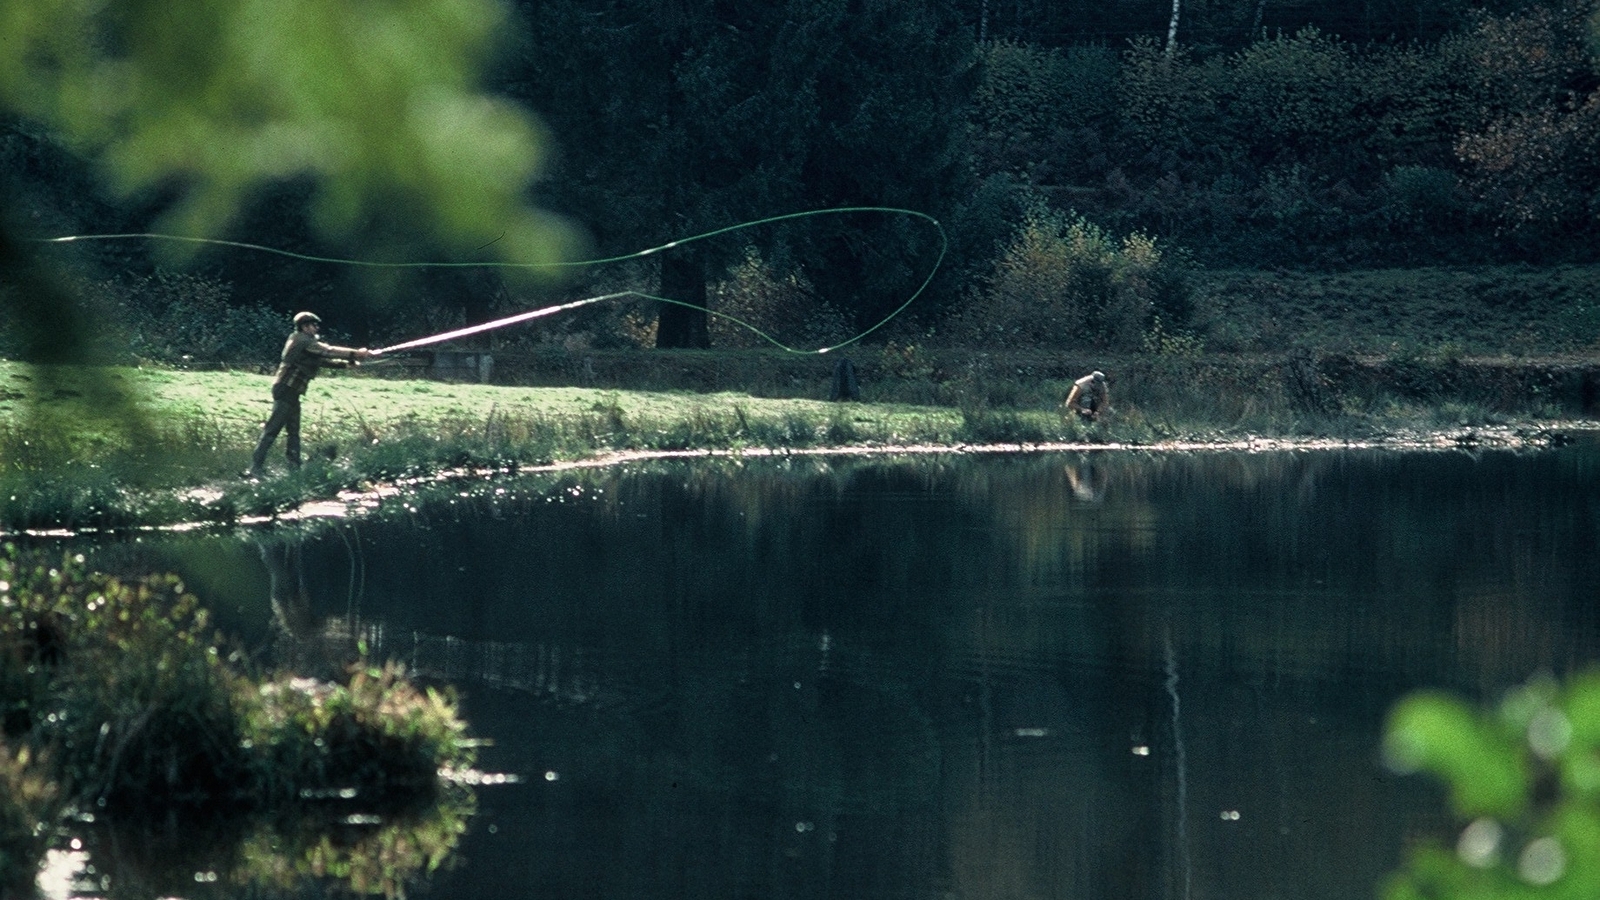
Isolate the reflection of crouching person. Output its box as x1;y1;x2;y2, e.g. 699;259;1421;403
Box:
1063;370;1109;422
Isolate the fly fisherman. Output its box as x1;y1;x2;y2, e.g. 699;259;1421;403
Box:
248;311;379;477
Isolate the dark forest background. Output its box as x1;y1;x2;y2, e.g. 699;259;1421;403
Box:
5;0;1599;357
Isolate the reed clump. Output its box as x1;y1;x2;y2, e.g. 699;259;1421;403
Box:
0;545;479;894
244;663;471;806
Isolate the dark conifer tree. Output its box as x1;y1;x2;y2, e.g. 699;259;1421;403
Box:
504;0;976;346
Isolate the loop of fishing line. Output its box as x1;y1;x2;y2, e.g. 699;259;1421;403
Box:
37;206;947;356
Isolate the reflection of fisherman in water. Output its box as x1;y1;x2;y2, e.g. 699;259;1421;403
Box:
255;531;363;679
1064;458;1107;503
253;530;602;704
259;533;316;641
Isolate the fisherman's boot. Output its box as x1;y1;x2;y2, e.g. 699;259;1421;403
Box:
247;440;270;478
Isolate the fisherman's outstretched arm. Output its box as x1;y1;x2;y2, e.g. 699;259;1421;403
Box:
308;340;374;363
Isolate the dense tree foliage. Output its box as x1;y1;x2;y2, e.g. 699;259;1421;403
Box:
954;0;1550;51
964;2;1600;273
503;0;975;346
4;0;1599;356
1455;3;1600;229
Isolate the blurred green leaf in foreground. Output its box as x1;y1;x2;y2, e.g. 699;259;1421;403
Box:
0;0;574;473
1383;672;1600;899
0;0;573;264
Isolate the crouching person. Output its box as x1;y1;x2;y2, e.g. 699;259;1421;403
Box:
1063;370;1110;422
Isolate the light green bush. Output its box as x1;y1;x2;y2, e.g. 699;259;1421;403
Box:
943;202;1191;350
709;247;852;350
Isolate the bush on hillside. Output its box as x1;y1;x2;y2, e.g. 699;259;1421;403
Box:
941;202;1192;350
86;270;285;366
709;247;852;350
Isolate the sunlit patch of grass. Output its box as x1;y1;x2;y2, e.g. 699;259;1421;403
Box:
0;347;1591;532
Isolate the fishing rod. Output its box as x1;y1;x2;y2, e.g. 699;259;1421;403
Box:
374;293;629;355
38;206;948;355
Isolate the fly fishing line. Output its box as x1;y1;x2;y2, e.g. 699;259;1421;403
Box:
38;206;946;355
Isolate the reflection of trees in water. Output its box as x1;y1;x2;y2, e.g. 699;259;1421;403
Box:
915;448;1600;692
623;451;1597;899
407;632;604;705
53;783;474;900
225;448;1600;900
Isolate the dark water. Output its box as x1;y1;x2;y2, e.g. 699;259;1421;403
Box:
70;439;1600;899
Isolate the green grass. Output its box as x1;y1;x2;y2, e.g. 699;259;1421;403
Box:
0;360;974;529
2;307;1596;533
0;361;967;457
1193;264;1600;357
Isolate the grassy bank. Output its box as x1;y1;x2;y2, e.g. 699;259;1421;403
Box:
1191;264;1600;357
1;342;1596;533
4;258;1599;531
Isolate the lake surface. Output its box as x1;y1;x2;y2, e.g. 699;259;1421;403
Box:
57;438;1600;899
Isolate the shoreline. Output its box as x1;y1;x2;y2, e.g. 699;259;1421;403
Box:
11;419;1591;540
4;359;1598;537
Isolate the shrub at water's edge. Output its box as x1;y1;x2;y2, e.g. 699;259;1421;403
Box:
0;545;478;895
0;742;57;898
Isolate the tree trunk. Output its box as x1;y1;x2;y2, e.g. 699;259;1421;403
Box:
655;252;709;349
1165;0;1181;57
